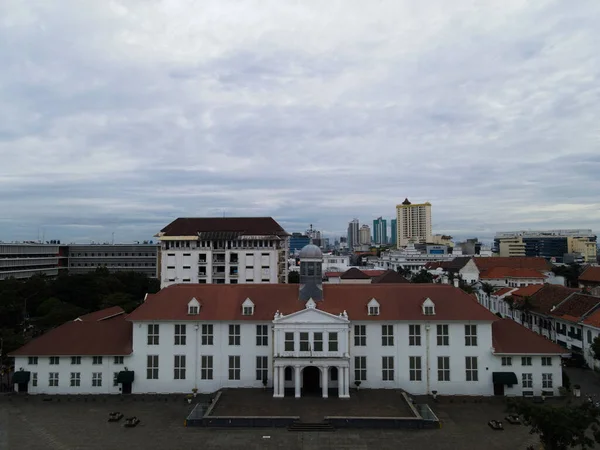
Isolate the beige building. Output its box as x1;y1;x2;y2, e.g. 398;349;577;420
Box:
395;198;432;248
497;237;526;257
359;225;371;246
569;237;597;263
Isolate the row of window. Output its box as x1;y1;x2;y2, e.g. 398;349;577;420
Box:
72;252;154;257
28;356;124;366
145;324;480;348
164;240;277;249
355;356;474;382
35;372;127;388
523;373;553;389
71;262;156;267
501;356;553;366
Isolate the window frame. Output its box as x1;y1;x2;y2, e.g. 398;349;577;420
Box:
92;372;103;387
284;332;295;351
382;325;394;346
174;324;187;345
313;332;323;352
147;355;159;380
354;324;366;346
256;324;269;346
437;356;450;382
382;356;394;381
201;355;213;380
437;325;449;346
328;332;338;352
228;324;241;346
409;324;421;346
147;324;159;345
228;355;241;380
465;356;478;381
464;325;477;346
69;372;80;387
256;356;268;382
409;356;422;381
354;356;367;381
174;355;186;380
201;324;214;345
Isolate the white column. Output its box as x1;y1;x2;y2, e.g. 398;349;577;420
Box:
273;367;280;398
338;366;344;398
322;366;328;398
344;367;350;397
280;367;285;397
294;366;301;398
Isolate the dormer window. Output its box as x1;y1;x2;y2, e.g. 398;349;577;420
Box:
188;297;200;315
242;298;254;316
368;298;380;316
422;298;435;316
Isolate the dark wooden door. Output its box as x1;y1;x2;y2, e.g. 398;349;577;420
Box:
493;383;504;396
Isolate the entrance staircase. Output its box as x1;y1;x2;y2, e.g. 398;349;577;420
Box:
288;421;335;432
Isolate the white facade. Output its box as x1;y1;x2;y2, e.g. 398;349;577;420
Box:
159;238;288;288
16;303;563;398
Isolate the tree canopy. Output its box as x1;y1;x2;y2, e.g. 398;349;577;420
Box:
411;269;433;283
552;264;582;288
507;398;600;450
0;270;160;362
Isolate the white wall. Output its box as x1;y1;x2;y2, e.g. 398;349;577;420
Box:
14;355;126;395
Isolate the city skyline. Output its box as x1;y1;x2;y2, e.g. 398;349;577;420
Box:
2;1;600;243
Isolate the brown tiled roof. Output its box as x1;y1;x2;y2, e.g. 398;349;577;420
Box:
159;217;289;238
511;284;544;298
325;269;386;279
551;293;600;323
424;257;472;272
494;287;516;297
492;319;569;355
76;306;124;322
340;268;372;280
9;315;132;356
524;284;580;315
474;257;551;271
580;267;600;283
126;284;499;322
583;308;600;328
480;267;546;280
371;270;409;284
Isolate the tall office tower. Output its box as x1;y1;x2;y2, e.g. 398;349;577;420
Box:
390;219;397;246
359;225;372;246
395;198;432;248
372;217;387;245
347;219;360;250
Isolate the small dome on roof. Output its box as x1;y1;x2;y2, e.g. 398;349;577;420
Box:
298;244;323;259
402;198;411;205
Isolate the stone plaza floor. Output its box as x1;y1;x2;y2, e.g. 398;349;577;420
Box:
210;388;416;422
0;392;547;450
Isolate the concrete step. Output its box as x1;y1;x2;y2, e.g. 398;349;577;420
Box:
288;422;335;432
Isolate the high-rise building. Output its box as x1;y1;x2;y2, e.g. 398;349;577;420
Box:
156;217;289;288
347;219;359;250
395;198;432;248
390;219;397;246
289;233;311;255
359;225;371;246
494;229;597;262
67;243;159;278
372;217;387;245
0;242;67;281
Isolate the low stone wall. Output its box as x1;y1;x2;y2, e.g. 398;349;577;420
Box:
325;416;440;429
197;416;300;428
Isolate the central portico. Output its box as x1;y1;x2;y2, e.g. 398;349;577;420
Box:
272;299;351;398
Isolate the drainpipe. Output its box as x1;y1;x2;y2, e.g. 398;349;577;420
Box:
194;324;199;390
425;324;431;395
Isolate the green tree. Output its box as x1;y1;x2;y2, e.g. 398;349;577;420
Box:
507;398;600;450
591;336;600;360
481;282;496;300
552;264;582;288
504;295;515;318
396;266;412;278
287;271;300;284
411;269;433;283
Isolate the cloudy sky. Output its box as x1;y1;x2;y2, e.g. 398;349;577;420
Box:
1;0;599;244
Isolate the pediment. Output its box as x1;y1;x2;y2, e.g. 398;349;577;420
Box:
274;307;349;324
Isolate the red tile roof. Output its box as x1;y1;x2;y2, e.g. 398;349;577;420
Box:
76;306;125;322
480;267;546;280
325;269;386;279
511;284;544;298
371;270;410;284
494;287;516;297
523;284;580;315
9;315;132;356
492;319;569;355
474;257;551;271
550;293;600;323
126;284;499;322
580;267;600;283
340;268;372;280
158;217;288;237
583;308;600;328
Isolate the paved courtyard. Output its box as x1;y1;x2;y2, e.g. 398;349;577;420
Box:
210;388;415;422
0;392;546;450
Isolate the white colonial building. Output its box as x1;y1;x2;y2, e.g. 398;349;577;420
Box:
11;245;567;398
156;217;289;288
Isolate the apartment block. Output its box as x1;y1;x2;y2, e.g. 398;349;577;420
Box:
395;198;432;248
156;217;289;288
67;244;159;278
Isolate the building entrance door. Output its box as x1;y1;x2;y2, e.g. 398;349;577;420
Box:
302;366;320;394
493;383;505;396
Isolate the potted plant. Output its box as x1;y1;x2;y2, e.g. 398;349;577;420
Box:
573;384;581;398
354;381;361;391
432;390;438;401
185;394;193;404
192;387;198;398
262;376;268;390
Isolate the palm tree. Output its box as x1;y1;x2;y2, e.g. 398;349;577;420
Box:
504;295;515;319
517;295;535;327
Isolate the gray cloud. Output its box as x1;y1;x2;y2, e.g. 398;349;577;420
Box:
1;0;600;244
